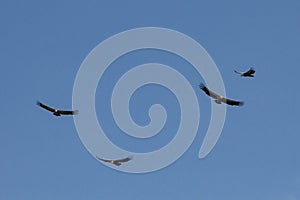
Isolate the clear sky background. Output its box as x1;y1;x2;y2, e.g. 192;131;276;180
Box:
1;0;300;199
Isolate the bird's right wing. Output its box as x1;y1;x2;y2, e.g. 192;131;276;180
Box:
199;83;221;99
36;101;56;112
234;70;243;75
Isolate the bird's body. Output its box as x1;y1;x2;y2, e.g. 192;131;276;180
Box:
199;83;244;106
36;101;78;116
96;156;132;166
234;67;255;77
53;110;60;116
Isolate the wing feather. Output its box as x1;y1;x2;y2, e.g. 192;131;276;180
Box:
115;156;132;163
59;110;78;115
36;101;56;113
96;156;111;163
199;83;220;99
234;70;242;75
222;98;244;106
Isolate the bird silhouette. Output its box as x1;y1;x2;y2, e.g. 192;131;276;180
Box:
36;101;78;116
96;156;132;166
199;83;244;106
234;67;255;77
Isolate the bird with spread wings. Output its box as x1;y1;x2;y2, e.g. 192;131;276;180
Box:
234;67;255;77
96;156;132;166
199;83;244;106
36;101;78;116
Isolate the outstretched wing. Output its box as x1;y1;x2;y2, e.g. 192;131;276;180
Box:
234;70;243;75
96;156;132;166
96;156;111;163
199;83;221;100
243;67;255;76
58;110;78;115
36;101;56;113
222;98;244;106
115;156;132;163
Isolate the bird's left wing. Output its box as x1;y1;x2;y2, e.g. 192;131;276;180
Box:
234;70;243;75
116;156;132;163
96;156;111;163
223;98;244;106
59;110;78;115
36;101;56;112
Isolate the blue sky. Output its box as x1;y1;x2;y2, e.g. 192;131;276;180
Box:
1;0;300;199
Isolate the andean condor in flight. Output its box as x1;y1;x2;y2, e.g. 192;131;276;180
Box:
199;83;244;106
96;156;132;166
36;101;78;116
234;67;255;77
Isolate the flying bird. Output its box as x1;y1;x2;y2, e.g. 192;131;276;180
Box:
199;83;244;106
234;67;255;77
96;156;132;166
36;101;78;116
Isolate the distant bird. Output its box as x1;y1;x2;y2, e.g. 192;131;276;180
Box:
199;83;244;106
96;156;132;166
36;101;78;116
234;67;255;77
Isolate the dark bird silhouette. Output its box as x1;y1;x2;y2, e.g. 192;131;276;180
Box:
234;67;255;77
36;101;78;116
96;156;132;166
199;83;244;106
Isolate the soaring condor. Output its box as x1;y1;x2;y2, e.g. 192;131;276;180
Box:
234;67;255;77
36;101;78;116
96;156;132;166
199;83;244;106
